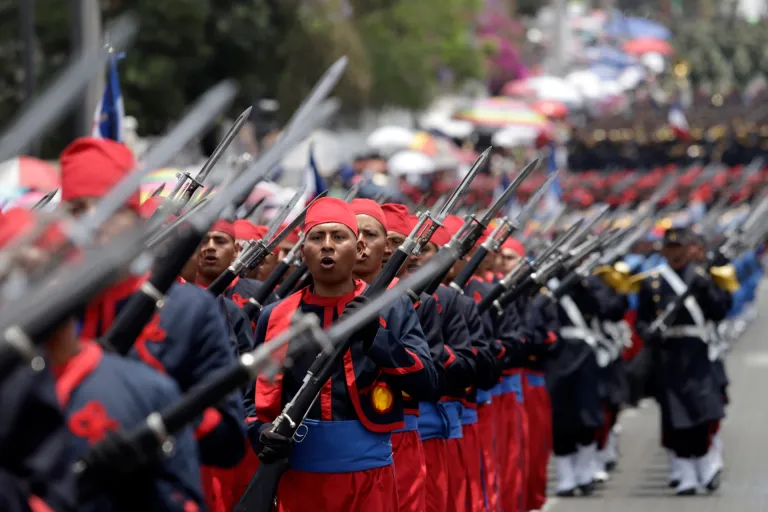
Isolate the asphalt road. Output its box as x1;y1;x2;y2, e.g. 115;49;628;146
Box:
542;283;768;512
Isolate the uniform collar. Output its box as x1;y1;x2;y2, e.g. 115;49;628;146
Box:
302;279;365;306
52;340;103;407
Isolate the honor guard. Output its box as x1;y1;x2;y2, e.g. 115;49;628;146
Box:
635;226;733;495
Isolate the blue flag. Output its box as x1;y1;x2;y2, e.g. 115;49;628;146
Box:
92;52;125;142
305;141;328;200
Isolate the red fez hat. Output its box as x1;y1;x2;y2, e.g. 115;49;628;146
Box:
233;220;261;240
139;196;164;219
502;238;525;258
476;224;495;245
350;199;388;232
209;219;236;240
60;137;139;211
381;203;411;236
304;197;358;236
0;208;64;250
279;223;300;244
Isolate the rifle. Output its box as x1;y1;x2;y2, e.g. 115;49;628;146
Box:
476;220;583;314
418;158;538;296
450;168;555;291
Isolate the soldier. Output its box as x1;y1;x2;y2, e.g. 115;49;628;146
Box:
244;197;437;512
381;204;475;512
350;198;439;512
546;261;627;497
635;226;732;495
196;219;263;307
0;204;204;512
58;137;246;509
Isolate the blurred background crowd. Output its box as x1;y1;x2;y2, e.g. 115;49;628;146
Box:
2;0;768;218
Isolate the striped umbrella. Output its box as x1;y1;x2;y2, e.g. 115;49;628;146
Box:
139;168;186;203
454;97;548;129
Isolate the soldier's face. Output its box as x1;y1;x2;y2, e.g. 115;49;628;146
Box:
662;243;687;269
386;231;410;276
199;231;238;279
414;242;438;274
303;223;362;287
254;252;278;281
277;239;295;261
498;248;521;274
355;215;387;276
63;196;138;243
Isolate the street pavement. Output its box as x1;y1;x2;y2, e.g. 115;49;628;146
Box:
542;282;768;512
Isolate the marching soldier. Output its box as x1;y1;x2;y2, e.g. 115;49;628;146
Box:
58;137;247;510
635;226;733;495
243;197;437;512
0;209;204;511
546;257;628;497
380;204;469;512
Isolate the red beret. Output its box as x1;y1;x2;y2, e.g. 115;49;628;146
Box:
502;238;525;258
60;137;139;211
350;199;388;232
139;196;164;219
209;219;236;240
304;197;358;237
279;223;300;244
381;203;411;236
233;220;261;240
476;224;495;245
0;208;63;250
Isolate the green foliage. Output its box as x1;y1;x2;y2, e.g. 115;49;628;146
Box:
0;0;485;158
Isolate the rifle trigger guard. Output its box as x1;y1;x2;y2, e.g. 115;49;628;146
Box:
293;423;309;443
140;281;166;309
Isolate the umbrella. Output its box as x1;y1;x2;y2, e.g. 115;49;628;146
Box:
139;168;183;203
526;76;584;107
408;132;461;169
454;97;548;129
623;38;673;56
366;126;416;155
583;45;637;68
531;100;568;119
387;151;436;176
0;156;59;192
603;14;672;41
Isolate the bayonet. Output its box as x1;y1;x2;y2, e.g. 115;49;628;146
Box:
31;190;58;212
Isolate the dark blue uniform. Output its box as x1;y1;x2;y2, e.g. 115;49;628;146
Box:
0;367;77;512
80;280;246;468
636;264;731;448
55;340;202;512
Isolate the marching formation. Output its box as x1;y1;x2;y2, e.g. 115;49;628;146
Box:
1;53;766;512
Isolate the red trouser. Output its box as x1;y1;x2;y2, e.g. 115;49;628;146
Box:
422;438;450;512
453;423;485;512
445;438;468;512
200;466;226;512
392;430;427;512
522;375;552;512
276;466;398;512
477;402;499;511
498;391;527;512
